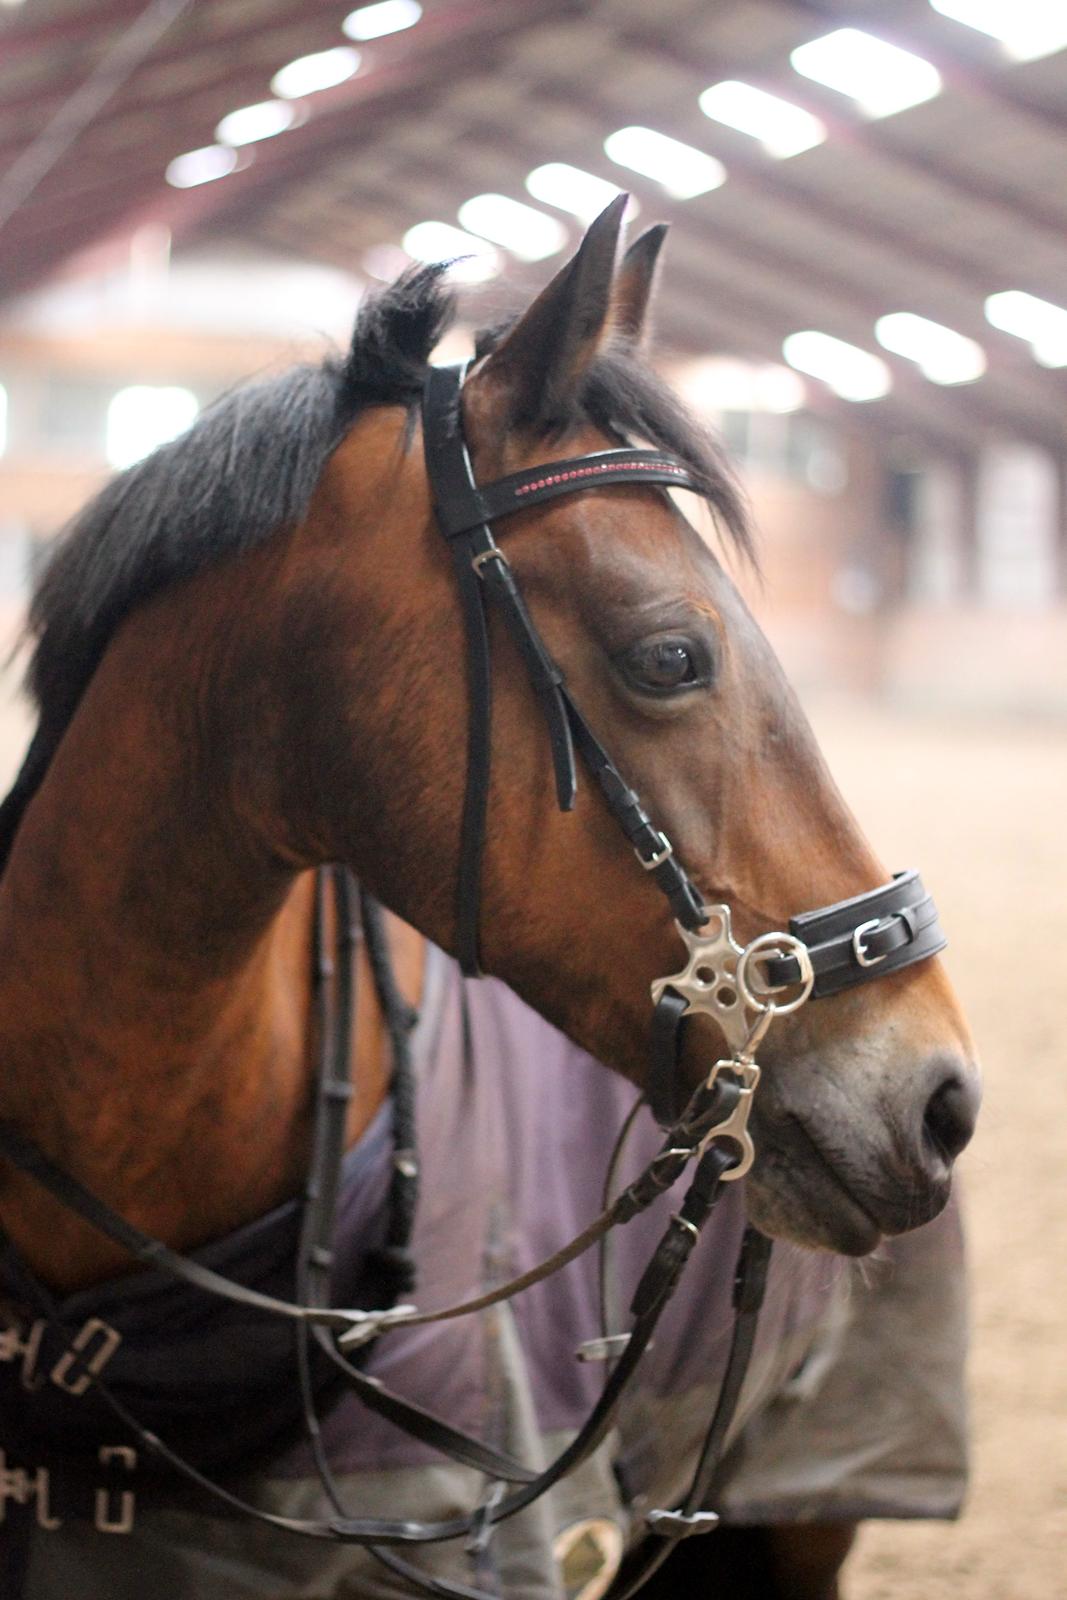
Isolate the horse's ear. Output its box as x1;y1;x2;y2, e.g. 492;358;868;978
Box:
470;194;628;432
612;223;668;346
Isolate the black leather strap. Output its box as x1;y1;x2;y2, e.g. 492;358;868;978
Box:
4;1113;740;1555
763;870;946;997
610;1226;774;1599
479;551;577;815
422;368;495;975
421;363;705;977
562;689;707;932
0;1033;743;1551
0;1121;363;1334
648;987;690;1129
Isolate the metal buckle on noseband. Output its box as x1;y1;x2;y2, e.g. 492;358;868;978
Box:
852;917;888;967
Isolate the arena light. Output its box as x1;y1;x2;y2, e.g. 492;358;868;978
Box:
929;0;1067;61
271;47;360;99
525;163;635;224
677;357;806;413
790;29;942;117
343;0;421;40
106;387;199;470
985;290;1067;367
165;145;239;188
875;312;987;384
457;194;568;262
402;220;501;283
783;331;891;401
698;81;826;158
603;126;726;199
215;100;298;147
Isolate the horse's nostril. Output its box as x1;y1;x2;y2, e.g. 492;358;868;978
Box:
922;1072;979;1163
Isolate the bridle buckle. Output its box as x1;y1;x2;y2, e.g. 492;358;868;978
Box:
471;544;508;576
638;831;673;871
852;917;888;968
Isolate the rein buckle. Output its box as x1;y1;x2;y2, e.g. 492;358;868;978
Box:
576;1333;632;1363
645;1507;720;1539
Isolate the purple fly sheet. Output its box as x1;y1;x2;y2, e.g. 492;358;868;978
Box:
0;946;968;1598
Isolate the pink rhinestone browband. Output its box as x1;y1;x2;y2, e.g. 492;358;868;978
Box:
512;459;690;498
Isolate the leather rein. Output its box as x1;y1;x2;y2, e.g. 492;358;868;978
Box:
0;363;948;1600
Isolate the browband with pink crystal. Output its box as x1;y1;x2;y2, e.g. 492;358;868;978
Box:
429;446;704;541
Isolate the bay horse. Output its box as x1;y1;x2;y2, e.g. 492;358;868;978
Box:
0;200;978;1600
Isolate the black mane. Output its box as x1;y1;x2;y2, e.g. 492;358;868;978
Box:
0;263;748;870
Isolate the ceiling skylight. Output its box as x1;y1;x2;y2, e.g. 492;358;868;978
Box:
604;126;726;199
271;47;360;99
782;331;892;401
698;80;826;158
165;145;240;188
457;194;567;261
929;1;1067;62
875;312;987;384
525;164;634;224
402;221;501;283
107;387;199;469
343;0;422;40
985;290;1067;367
678;357;806;413
790;29;942;117
215;100;298;147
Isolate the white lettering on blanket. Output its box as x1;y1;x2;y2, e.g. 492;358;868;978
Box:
1;1313;121;1395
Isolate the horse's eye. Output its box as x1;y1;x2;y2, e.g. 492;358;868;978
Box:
620;636;707;694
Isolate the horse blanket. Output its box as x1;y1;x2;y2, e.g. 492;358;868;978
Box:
0;945;969;1598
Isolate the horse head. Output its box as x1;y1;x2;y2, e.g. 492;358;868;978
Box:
262;199;979;1257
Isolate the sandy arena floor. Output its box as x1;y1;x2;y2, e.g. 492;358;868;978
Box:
0;662;1063;1599
805;698;1067;1600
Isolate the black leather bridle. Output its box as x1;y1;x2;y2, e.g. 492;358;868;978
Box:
0;363;948;1600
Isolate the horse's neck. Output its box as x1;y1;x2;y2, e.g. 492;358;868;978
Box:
0;578;419;1291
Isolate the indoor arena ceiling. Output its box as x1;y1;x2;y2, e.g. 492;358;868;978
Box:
1;0;1066;454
